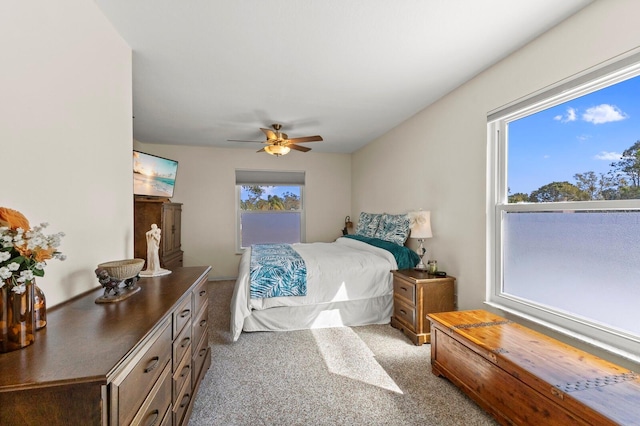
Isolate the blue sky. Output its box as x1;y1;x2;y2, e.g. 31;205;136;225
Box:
508;75;640;195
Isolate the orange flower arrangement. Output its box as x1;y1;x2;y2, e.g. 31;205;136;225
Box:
0;208;65;293
0;207;31;231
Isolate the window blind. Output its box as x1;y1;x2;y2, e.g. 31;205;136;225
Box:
235;170;305;185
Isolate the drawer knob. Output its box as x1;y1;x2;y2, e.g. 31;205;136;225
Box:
401;286;407;291
181;337;191;348
400;310;407;315
180;364;191;378
199;319;206;327
198;348;207;357
180;393;191;408
180;309;191;318
144;409;160;426
144;356;160;373
199;290;206;296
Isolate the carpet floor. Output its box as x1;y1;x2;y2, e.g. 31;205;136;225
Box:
188;280;498;425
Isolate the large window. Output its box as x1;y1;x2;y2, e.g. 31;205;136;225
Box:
235;170;305;250
488;52;640;361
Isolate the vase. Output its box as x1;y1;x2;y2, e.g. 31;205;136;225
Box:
0;281;35;353
34;284;47;330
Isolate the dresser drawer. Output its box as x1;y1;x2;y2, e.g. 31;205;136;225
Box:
173;319;192;370
192;300;208;349
129;362;172;426
173;372;193;425
393;278;416;305
111;318;172;426
393;298;416;331
173;296;192;338
192;277;208;316
192;332;209;387
173;344;192;402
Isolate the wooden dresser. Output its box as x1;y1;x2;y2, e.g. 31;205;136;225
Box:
135;199;184;269
428;309;640;425
0;266;211;425
390;269;455;345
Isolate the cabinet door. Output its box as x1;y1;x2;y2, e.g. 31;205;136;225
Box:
162;204;181;255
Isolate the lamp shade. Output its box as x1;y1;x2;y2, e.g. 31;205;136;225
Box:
409;210;432;239
264;144;290;156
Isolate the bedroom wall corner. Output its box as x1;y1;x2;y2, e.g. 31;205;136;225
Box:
132;141;351;279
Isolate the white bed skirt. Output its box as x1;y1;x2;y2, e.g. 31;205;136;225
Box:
242;293;393;333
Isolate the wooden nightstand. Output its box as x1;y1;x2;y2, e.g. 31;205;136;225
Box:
390;269;456;345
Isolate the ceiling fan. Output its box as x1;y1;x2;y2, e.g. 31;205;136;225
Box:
229;123;323;156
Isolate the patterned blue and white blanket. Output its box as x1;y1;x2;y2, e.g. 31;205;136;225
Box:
250;244;307;299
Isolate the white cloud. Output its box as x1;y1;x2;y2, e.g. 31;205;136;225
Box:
554;107;577;123
577;134;591;141
582;104;628;124
594;151;622;161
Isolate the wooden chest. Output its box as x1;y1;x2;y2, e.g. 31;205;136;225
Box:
428;310;640;426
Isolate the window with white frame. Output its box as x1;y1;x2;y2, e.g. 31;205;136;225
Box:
235;170;305;250
487;52;640;361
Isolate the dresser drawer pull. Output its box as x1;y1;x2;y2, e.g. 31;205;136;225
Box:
144;356;160;373
144;409;160;426
199;290;206;296
199;319;207;327
180;364;191;378
401;286;408;292
198;348;207;357
180;309;191;318
180;337;191;348
180;365;191;377
180;393;191;408
400;309;407;315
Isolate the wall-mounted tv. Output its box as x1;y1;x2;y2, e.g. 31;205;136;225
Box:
133;150;179;198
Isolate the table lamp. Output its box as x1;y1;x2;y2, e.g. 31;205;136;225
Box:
409;210;432;270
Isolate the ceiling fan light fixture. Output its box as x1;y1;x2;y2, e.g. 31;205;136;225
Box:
264;144;290;156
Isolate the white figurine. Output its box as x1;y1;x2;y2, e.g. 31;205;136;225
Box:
140;223;171;277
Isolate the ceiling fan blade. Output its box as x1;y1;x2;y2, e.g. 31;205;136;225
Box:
287;135;323;143
260;128;277;140
257;147;266;153
228;139;266;143
288;144;311;152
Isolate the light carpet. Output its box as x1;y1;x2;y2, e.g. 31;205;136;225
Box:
188;280;497;425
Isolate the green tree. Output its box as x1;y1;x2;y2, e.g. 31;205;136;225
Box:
282;191;301;210
573;171;599;200
267;195;285;210
610;140;640;188
241;185;265;210
529;181;588;202
508;193;530;203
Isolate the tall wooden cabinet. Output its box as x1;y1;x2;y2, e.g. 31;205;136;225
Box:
135;198;184;269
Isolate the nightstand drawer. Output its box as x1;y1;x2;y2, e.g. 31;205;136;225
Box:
393;278;416;305
393;298;416;330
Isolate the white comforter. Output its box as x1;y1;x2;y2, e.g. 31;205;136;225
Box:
230;237;399;341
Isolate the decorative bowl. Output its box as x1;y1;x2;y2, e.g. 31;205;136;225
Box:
97;259;145;280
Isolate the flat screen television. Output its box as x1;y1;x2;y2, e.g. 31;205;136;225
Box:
133;150;179;198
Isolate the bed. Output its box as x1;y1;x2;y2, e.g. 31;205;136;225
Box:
230;212;420;341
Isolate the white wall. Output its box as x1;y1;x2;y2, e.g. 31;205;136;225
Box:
1;1;132;307
352;0;640;367
133;142;351;278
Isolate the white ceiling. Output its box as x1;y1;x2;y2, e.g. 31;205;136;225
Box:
94;0;593;154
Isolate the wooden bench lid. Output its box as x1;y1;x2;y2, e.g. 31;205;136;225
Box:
428;310;640;425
